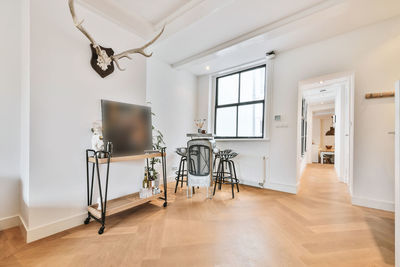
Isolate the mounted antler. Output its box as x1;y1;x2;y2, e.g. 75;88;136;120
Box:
68;0;111;71
111;26;165;71
67;0;164;78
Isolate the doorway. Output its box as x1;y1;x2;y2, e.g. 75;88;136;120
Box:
296;72;354;194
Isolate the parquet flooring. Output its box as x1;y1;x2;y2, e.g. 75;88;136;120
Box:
0;164;394;266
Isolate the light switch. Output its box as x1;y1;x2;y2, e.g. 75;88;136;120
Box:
276;122;288;128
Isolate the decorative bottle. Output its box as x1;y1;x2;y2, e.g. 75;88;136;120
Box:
143;167;148;189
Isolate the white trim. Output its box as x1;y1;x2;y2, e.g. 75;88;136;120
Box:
216;138;270;142
264;181;297;194
208;58;267;77
26;212;87;243
241;178;297;194
296;71;355;194
171;0;344;69
394;80;400;266
210;59;272;140
167;175;175;183
240;179;263;188
77;0;153;39
0;215;20;231
154;0;206;28
352;196;395;212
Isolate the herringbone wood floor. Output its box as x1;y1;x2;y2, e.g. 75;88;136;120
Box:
0;164;394;266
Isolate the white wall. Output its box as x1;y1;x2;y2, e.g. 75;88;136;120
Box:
0;0;22;225
197;75;212;131
311;117;321;163
321;118;334;148
20;0;30;228
300;103;314;177
334;85;347;181
146;57;197;179
274;17;399;208
26;0;147;235
394;80;400;267
0;0;197;241
198;16;400;209
312;117;321;148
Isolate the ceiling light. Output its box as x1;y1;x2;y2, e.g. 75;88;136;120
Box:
319;81;324;84
205;66;210;71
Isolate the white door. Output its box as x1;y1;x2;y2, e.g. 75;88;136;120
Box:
395;81;400;266
343;82;351;185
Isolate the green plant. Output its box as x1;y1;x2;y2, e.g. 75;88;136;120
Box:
147;112;165;181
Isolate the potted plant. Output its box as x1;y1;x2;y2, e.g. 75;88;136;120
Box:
146;112;165;188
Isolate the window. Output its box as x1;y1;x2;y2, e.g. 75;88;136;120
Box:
214;65;266;139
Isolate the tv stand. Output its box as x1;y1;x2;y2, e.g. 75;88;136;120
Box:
84;148;167;235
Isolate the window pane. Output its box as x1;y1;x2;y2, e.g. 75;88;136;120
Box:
217;74;239;105
238;103;263;137
240;67;265;102
216;107;237;137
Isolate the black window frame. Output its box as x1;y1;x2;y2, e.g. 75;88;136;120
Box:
214;64;266;139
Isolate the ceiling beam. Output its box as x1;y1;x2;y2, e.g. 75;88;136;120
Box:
153;0;235;46
171;0;345;69
154;0;206;29
78;0;154;39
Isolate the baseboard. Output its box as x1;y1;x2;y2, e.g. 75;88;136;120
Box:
24;177;172;243
167;175;175;183
26;212;87;243
0;215;20;231
264;181;297;194
352;196;394;212
239;178;297;194
19;215;28;242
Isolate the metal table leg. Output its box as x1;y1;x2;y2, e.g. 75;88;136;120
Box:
94;151;111;234
161;147;167;207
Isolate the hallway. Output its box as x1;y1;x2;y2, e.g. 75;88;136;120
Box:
297;164;394;266
0;164;394;266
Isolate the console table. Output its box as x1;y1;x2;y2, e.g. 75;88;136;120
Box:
84;148;167;234
320;151;334;164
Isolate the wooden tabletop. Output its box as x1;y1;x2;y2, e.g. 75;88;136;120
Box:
320;148;334;152
88;152;165;164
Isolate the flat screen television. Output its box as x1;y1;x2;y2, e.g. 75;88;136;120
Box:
101;100;153;156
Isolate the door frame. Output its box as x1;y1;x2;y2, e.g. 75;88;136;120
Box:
394;80;399;266
296;71;355;195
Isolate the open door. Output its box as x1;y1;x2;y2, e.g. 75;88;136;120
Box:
395;80;400;266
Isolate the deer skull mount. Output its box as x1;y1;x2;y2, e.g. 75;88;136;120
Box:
68;0;164;78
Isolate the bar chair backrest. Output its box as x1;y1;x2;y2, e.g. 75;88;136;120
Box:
187;139;213;198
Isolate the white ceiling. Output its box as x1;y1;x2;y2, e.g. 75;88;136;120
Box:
303;85;337;106
79;0;400;76
112;0;193;25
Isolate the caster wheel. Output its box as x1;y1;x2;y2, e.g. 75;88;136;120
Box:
98;226;105;235
163;202;167;207
84;218;90;225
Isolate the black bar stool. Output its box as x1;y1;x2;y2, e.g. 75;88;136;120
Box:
213;150;239;198
174;148;195;194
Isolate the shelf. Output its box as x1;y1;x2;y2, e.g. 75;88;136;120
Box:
88;191;163;219
88;152;165;164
